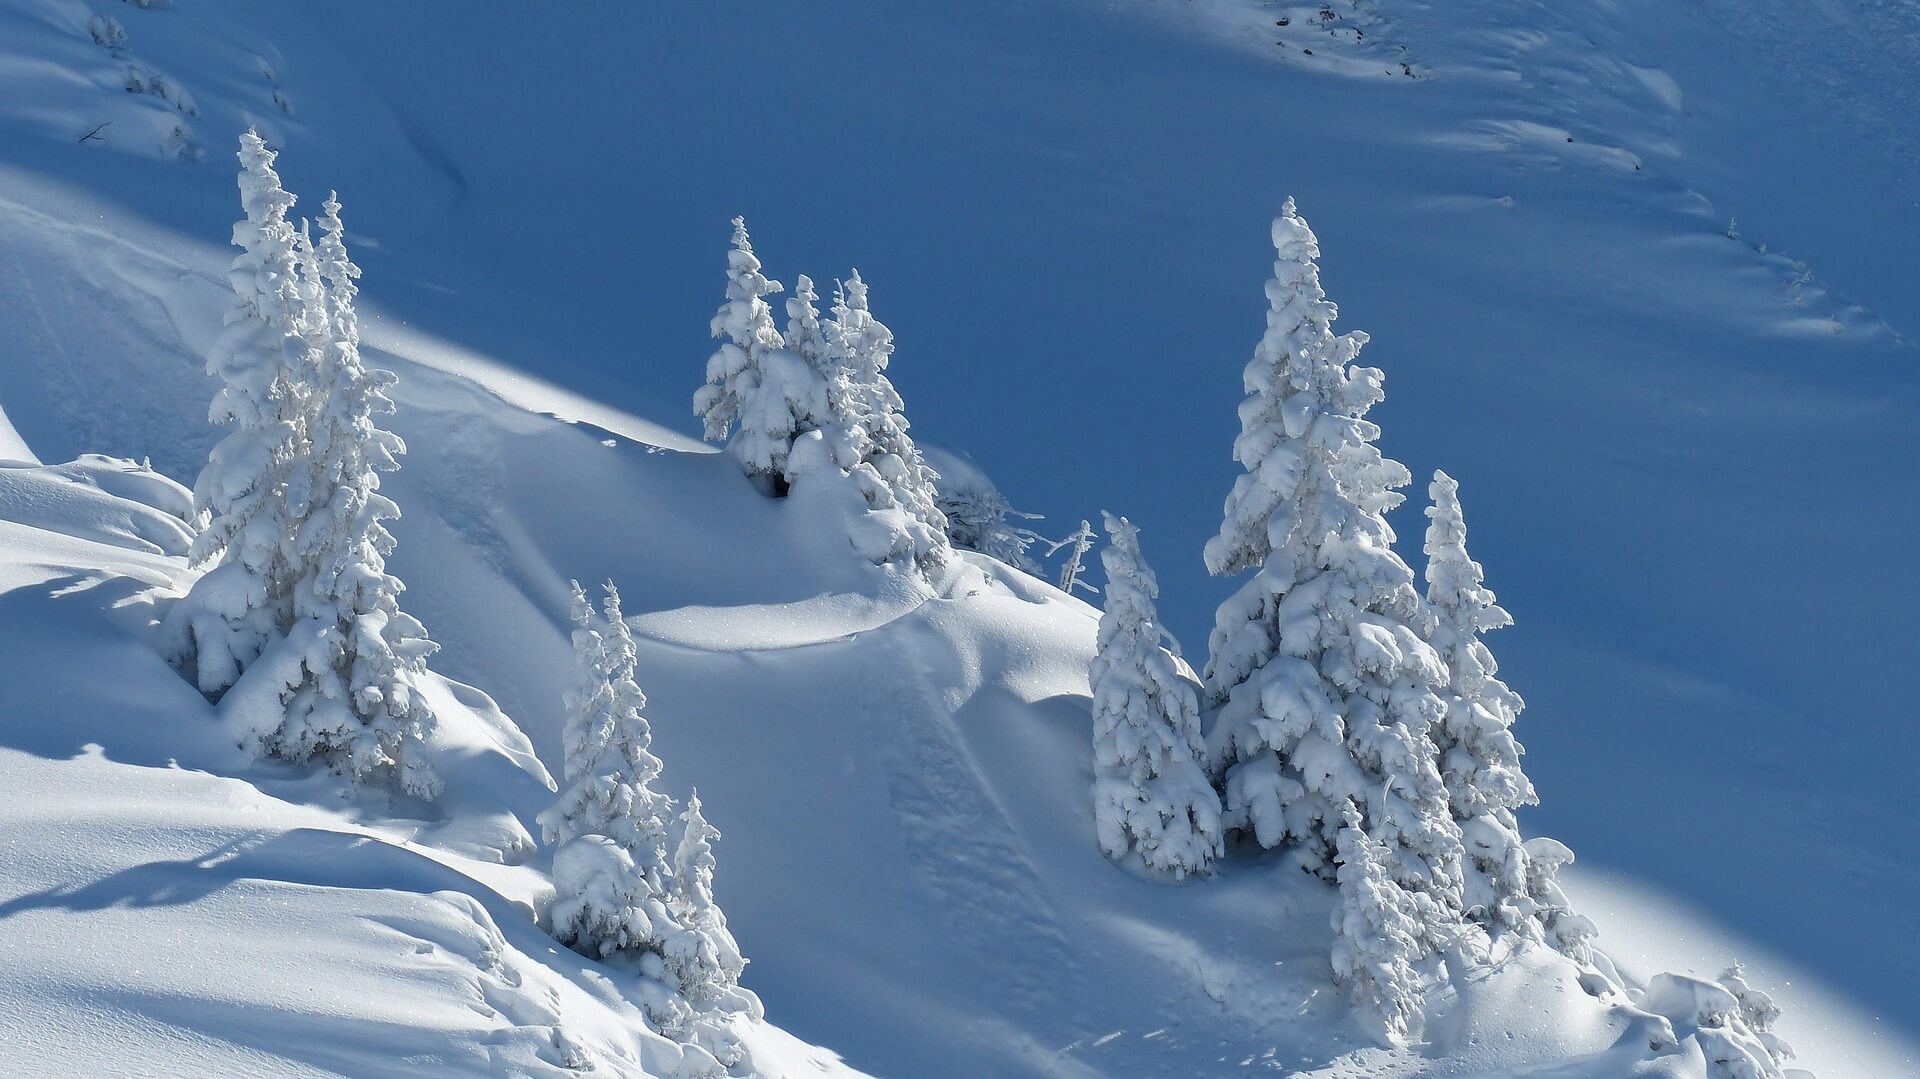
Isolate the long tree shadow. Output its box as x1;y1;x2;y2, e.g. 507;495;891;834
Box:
0;571;230;770
0;827;519;922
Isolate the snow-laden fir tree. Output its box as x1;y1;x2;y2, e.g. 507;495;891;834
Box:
1090;512;1221;879
254;192;439;798
821;271;948;568
168;129;308;695
665;790;750;1009
540;580;682;967
1423;470;1537;932
1331;805;1429;1041
1200;200;1464;944
694;217;825;492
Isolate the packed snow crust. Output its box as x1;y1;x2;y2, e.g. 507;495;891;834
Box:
0;1;1914;1077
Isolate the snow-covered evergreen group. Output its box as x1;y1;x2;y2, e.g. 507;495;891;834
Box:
154;133;1803;1069
164;134;761;1074
1088;198;1594;1043
696;218;948;573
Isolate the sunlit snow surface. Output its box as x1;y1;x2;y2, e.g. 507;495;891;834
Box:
0;0;1915;1076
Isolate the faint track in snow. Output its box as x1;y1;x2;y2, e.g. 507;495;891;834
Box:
863;627;1079;1020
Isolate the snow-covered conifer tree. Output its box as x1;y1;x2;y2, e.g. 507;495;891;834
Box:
1090;512;1221;879
823;271;948;567
255;191;439;797
693;217;824;491
1200;200;1463;940
168;130;309;695
1331;806;1429;1042
540;581;680;964
1424;470;1538;933
665;790;749;1008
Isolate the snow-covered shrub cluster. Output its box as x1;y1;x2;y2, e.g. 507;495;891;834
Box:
1632;968;1805;1078
540;580;759;1072
695;219;948;574
165;131;439;798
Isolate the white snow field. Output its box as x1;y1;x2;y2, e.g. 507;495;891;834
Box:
1;1;1915;1077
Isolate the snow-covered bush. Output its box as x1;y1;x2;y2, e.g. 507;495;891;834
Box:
1636;970;1803;1079
1330;806;1429;1042
1521;836;1596;963
1090;512;1220;879
1424;470;1538;933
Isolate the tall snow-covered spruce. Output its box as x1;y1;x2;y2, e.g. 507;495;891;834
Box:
1201;199;1464;1036
261;190;440;797
1423;470;1539;933
168;129;308;695
1090;512;1221;879
694;217;824;494
170;135;438;797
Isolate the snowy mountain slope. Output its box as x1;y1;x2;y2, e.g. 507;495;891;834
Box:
1;0;1916;1076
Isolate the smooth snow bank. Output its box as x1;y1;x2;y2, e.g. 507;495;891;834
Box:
0;453;871;1079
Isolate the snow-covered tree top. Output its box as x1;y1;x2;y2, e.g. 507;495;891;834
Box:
1424;470;1511;636
1203;197;1403;583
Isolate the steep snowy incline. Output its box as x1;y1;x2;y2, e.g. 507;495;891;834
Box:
1;0;1916;1075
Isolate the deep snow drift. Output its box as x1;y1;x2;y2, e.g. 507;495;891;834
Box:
0;1;1915;1077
